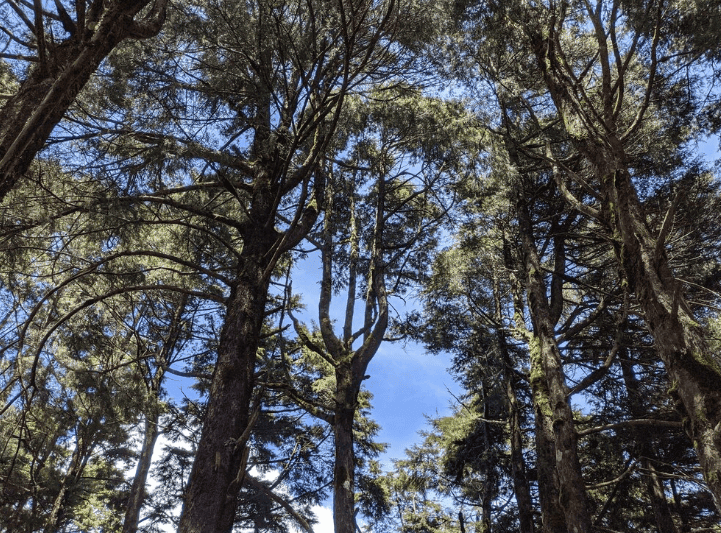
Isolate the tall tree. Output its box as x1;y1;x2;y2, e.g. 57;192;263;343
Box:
516;0;721;510
283;87;470;533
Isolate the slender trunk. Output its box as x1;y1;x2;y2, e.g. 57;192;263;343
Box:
122;412;161;533
505;362;536;533
619;350;678;533
124;295;186;533
479;387;493;533
645;460;678;533
179;225;275;533
516;193;592;533
494;270;535;533
0;0;165;202
44;435;86;533
324;175;388;533
671;478;691;533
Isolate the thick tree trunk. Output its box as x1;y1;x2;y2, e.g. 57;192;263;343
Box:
333;374;358;533
0;0;166;202
179;225;275;533
516;195;593;533
530;361;568;533
509;249;566;533
526;15;721;511
605;167;721;512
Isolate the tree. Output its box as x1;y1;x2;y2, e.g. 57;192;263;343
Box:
516;0;721;510
0;0;168;202
2;0;403;529
281;87;471;532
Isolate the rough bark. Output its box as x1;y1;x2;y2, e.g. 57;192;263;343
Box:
333;367;360;533
178;226;274;533
516;192;593;533
530;356;569;533
605;167;721;512
0;0;167;202
510;267;566;533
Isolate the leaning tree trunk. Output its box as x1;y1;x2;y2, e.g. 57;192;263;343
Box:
123;295;187;533
604;165;721;511
524;10;721;511
44;434;89;533
123;412;161;533
0;0;167;203
178;222;276;533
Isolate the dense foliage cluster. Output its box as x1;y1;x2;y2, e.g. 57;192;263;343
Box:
1;0;721;532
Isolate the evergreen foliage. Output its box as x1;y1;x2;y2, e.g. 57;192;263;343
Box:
1;0;721;532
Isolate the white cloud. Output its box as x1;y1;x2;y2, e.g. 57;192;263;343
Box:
312;505;334;533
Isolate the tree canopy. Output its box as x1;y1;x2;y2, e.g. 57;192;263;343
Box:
1;0;721;532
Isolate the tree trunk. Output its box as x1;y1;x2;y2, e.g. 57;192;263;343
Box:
122;412;161;533
333;369;358;533
516;192;593;533
605;166;721;512
494;270;535;533
44;435;86;533
0;0;166;202
530;361;568;533
619;349;679;533
525;13;721;511
477;382;494;533
509;254;566;533
179;225;275;533
505;360;536;533
124;295;186;533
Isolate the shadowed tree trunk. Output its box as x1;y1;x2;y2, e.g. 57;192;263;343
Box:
619;349;679;533
509;247;566;533
123;296;188;533
493;269;535;533
123;416;160;533
179;210;280;533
